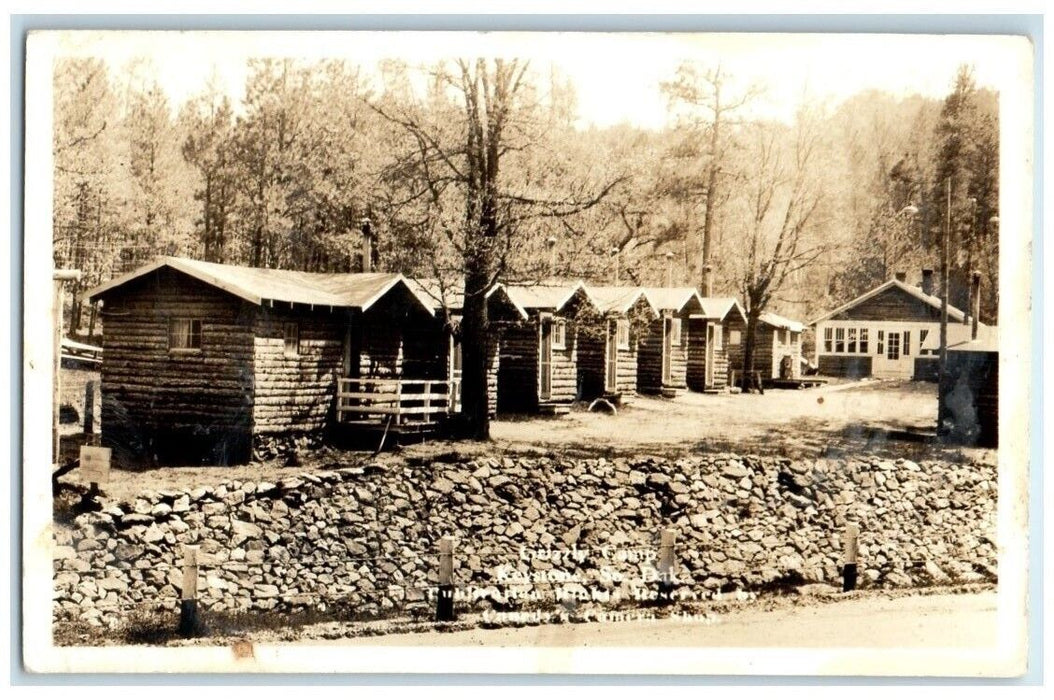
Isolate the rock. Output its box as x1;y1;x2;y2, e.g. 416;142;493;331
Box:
231;519;263;547
143;524;165;543
722;462;750;479
433;477;456;495
172;495;190;513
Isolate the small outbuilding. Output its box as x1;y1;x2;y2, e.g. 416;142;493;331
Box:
496;282;597;414
728;311;805;383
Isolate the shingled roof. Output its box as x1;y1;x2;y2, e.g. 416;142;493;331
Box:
809;278;968;326
584;286;658;316
86;257;435;314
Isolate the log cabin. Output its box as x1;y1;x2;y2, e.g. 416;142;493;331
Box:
406;278;527;418
687;297;749;392
576;286;658;403
637;288;706;397
496;282;598;414
727;311;805;382
810;271;991;380
86;257;440;465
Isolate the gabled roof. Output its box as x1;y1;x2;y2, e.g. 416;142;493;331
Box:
642;287;704;314
809;278;967;326
86;257;435;314
502;281;593;314
584;286;659;317
759;311;805;333
700;297;748;324
412;278;530;322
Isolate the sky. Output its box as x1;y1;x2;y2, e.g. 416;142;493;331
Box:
43;30;1026;128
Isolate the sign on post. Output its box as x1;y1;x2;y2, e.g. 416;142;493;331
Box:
79;445;112;485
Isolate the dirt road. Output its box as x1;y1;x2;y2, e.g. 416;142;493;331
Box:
331;591;997;648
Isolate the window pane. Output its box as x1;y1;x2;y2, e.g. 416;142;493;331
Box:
823;327;832;353
284;322;299;356
847;328;857;354
835;327;844;353
860;328;869;354
903;330;911;356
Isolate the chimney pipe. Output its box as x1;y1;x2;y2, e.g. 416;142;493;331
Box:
894;271;907;283
360;218;373;273
921;268;934;297
971;271;981;340
665;252;675;288
702;264;713;297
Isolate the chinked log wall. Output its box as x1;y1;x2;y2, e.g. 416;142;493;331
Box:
685;318;730;391
497;317;577;412
99;270;255;464
638;315;688;394
252;308;346;435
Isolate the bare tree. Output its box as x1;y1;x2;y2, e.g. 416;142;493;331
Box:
372;58;621;439
732;109;829;386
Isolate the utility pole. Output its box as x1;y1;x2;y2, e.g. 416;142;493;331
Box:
939;177;950;381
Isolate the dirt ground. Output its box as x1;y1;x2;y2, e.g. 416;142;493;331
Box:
312;590;998;649
57;376;994;505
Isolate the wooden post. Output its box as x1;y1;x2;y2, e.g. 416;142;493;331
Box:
658;528;677;604
53;270;80;467
179;545;205;636
842;523;860;592
436;536;455;622
83;380;95;435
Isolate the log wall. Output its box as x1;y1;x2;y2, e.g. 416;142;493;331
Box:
98;269;255;465
637;313;688;394
251;307;346;435
497;323;540;413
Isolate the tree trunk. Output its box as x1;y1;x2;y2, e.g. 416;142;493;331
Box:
458;264;491;440
742;308;760;393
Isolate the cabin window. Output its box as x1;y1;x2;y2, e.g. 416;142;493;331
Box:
834;327;845;353
823;327;833;353
729;329;742;346
859;328;869;354
919;329;937;356
551;319;567;350
713;324;723;350
616;319;631;349
283;322;300;357
670;318;683;346
903;330;911;356
169;319;202;351
847;328;857;354
876;330;885;356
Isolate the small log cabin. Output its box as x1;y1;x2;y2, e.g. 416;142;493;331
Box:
87;257;439;465
637;288;706;397
576;287;658;403
811;272;989;380
406;278;527;417
496;282;597;414
687;298;749;392
728;311;805;382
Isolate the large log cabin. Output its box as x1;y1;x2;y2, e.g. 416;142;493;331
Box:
810;272;991;380
87;257;440;465
496;282;598;414
576;287;658;403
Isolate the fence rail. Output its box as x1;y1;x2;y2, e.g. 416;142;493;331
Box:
336;377;460;427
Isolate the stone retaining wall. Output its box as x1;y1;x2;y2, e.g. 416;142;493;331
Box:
53;454;997;628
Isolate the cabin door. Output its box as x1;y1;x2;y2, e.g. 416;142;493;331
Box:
874;329;913;378
705;322;716;388
539;319;553;401
449;335;463;411
604;320;618;393
661;318;673;385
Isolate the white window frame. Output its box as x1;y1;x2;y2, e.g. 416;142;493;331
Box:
729;329;742;346
283;322;300;357
847;328;857;354
834;327;845;353
859;328;869;354
823;327;833;353
616;319;631;350
551;319;567;350
169;318;202;352
876;330;885;356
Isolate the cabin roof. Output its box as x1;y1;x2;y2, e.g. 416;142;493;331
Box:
502;281;590;313
699;297;748;323
412;278;530;321
759;311;805;333
641;287;704;314
809;278;968;325
584;286;658;316
86;257;435;314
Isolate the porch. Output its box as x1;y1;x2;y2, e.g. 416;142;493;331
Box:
335;377;462;435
